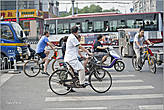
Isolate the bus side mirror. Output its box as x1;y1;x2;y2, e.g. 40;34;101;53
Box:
20;30;23;38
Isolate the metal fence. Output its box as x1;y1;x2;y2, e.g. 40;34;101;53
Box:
0;56;21;74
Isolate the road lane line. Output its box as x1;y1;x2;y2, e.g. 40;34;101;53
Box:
45;94;163;102
0;74;14;87
47;85;154;93
139;104;163;110
45;107;107;110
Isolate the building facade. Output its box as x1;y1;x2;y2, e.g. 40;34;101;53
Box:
133;0;164;13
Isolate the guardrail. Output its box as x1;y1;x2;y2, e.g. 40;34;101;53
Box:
0;57;21;74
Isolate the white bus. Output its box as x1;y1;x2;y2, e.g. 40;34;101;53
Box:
44;12;163;46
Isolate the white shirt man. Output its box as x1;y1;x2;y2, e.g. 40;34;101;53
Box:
64;26;91;87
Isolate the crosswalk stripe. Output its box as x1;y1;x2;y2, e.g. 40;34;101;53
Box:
45;94;163;102
47;85;154;93
45;107;107;110
110;75;135;78
50;80;143;85
139;104;163;110
0;74;14;87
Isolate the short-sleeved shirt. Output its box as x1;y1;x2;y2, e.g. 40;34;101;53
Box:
94;41;107;53
36;36;49;53
133;33;148;49
64;34;80;62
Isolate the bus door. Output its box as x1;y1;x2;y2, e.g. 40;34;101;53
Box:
118;30;129;56
118;29;138;57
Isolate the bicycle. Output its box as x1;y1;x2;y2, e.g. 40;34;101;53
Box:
23;50;64;77
132;45;156;73
49;55;112;95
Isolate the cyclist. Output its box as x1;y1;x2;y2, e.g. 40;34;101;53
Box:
133;28;153;69
36;31;56;76
64;26;92;87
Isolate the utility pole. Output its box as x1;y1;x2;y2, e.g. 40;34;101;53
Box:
16;0;19;23
76;2;78;14
72;0;75;16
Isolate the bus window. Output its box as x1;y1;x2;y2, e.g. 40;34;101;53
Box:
127;20;135;28
49;24;56;34
94;21;104;32
1;25;14;40
144;19;158;31
109;20;117;32
57;24;63;34
104;21;109;32
63;23;69;34
70;23;76;28
118;20;126;29
88;22;93;32
82;22;88;33
76;22;81;33
134;19;143;28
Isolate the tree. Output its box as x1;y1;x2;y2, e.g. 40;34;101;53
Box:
59;5;120;17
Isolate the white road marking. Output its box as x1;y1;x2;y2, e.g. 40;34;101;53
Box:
139;104;163;110
50;79;143;85
47;85;154;93
111;75;135;78
0;74;14;87
45;94;163;102
45;107;107;110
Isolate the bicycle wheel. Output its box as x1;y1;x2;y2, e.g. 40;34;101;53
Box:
89;68;112;93
52;58;65;71
114;60;125;72
148;56;156;74
23;60;40;77
132;55;141;71
49;69;73;95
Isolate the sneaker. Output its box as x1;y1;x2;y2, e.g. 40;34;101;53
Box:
79;83;89;88
41;72;50;76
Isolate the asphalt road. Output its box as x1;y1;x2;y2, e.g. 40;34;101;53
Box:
0;47;163;110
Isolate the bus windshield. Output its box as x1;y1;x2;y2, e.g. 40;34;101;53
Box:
11;22;26;40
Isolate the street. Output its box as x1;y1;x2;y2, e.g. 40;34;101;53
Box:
0;49;163;110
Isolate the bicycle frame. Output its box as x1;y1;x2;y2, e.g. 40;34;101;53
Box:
140;46;154;67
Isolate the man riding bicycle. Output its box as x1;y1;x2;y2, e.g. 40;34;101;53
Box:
36;31;56;76
64;26;92;87
133;28;153;69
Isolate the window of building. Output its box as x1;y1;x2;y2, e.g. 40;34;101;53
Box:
0;25;14;40
94;21;104;32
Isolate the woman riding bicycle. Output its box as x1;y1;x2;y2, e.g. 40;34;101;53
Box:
133;28;153;69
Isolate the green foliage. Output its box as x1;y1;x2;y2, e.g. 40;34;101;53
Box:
59;4;120;17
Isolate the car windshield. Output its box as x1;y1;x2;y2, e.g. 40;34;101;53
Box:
11;22;26;40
